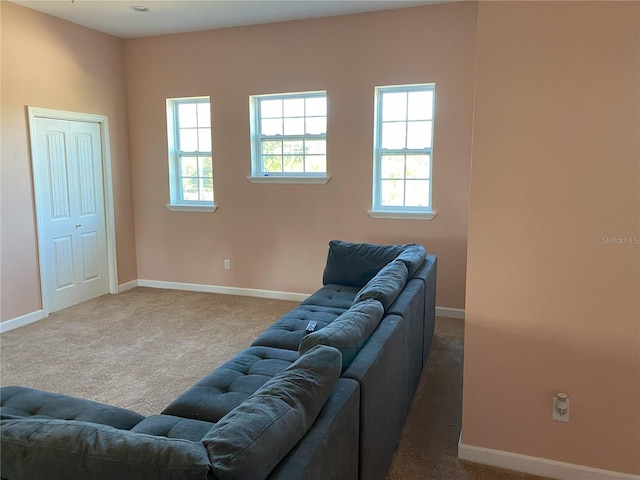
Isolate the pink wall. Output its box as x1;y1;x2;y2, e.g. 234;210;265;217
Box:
2;0;638;475
0;2;137;322
124;2;477;308
462;1;639;475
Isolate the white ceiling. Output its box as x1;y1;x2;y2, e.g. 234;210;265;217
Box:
11;0;449;39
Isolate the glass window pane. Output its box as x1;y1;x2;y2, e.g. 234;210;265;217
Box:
199;157;212;177
262;140;282;155
197;103;211;127
284;155;304;172
261;119;282;136
182;178;199;200
382;92;407;121
263;155;282;172
381;155;405;179
306;155;326;172
178;103;198;128
406;155;430;179
405;180;430;207
408;91;433;120
406;121;432;149
201;178;214;201
179;128;198;152
306;117;326;135
283;140;303;154
305;139;326;155
261;99;282;118
306;97;327;116
283;98;304;117
381;122;406;149
180;157;198;177
284;117;305;135
198;128;212;152
381;180;404;206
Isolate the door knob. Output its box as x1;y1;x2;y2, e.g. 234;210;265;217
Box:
75;224;82;228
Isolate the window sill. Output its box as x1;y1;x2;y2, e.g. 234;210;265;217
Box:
368;210;437;220
247;176;330;184
166;204;218;213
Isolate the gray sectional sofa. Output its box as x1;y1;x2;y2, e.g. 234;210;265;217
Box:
1;240;437;480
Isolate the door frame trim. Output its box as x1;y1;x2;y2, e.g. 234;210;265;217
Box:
28;106;118;317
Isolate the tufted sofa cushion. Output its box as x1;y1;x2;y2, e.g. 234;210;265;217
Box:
300;284;360;309
352;260;409;311
299;299;385;367
132;415;215;442
0;386;144;430
203;345;342;480
322;240;405;288
252;305;347;351
162;346;298;423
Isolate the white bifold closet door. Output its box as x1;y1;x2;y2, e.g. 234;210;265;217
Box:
32;117;109;313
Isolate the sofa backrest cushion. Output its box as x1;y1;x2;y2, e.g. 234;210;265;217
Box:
395;244;426;278
322;240;404;287
298;299;385;367
0;418;212;480
202;345;341;480
352;260;409;311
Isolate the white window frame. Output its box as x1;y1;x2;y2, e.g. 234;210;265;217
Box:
166;96;216;212
370;84;436;220
248;91;330;184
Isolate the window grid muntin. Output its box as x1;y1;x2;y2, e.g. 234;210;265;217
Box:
254;92;327;176
178;154;213;202
374;84;434;211
172;98;213;204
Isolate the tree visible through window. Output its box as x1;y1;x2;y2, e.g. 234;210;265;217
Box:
250;92;327;178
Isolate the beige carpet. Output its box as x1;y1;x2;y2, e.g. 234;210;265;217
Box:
1;288;551;480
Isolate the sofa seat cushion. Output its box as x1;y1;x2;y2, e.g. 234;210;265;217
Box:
132;415;215;442
203;345;342;480
0;386;144;430
162;346;298;423
300;284;359;310
251;305;346;351
352;260;409;311
322;240;405;288
0;418;212;480
299;299;385;367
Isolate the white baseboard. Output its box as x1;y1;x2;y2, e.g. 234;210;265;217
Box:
137;279;310;302
0;310;45;333
436;306;465;319
118;280;139;292
458;441;639;480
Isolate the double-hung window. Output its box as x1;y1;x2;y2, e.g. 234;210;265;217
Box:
166;96;215;211
371;84;436;219
249;91;328;183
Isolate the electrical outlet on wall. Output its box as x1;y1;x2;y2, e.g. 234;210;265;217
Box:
224;259;231;270
552;393;569;422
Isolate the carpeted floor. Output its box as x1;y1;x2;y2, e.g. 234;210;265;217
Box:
0;288;551;480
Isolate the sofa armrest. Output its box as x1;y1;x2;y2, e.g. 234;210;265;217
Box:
387;279;426;423
342;315;404;480
410;254;437;365
268;378;360;480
